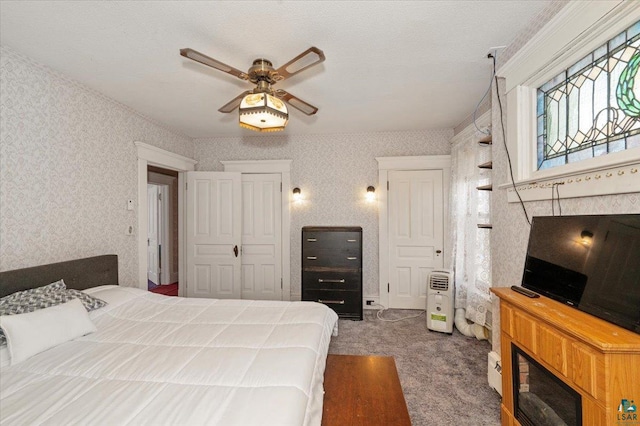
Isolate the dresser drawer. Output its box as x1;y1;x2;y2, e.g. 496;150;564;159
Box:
302;249;361;268
302;289;361;317
303;231;361;250
303;271;361;291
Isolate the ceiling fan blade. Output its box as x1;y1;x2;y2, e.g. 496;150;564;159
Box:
180;48;249;81
276;90;319;115
274;47;325;81
218;91;251;113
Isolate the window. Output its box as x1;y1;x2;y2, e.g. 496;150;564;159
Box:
500;2;640;202
537;21;640;170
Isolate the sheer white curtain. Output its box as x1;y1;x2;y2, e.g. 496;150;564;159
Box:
450;124;492;330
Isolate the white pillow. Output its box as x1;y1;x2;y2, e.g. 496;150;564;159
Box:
0;298;97;365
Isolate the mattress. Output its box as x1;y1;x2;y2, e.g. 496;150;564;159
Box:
0;286;339;425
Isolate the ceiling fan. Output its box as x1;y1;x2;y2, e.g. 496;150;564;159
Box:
179;46;325;132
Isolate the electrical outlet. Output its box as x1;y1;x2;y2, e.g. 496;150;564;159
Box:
364;298;379;309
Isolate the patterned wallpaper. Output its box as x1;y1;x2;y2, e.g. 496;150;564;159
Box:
0;46;194;285
194;130;453;299
447;0;639;349
490;80;640;348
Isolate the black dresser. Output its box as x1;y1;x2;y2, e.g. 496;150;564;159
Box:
301;226;363;320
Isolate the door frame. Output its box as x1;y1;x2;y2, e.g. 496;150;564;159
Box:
221;160;292;301
148;172;178;284
376;155;451;309
135;141;197;295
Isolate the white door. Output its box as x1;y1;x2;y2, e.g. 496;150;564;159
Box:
147;184;160;285
185;172;242;299
240;174;282;300
388;170;444;309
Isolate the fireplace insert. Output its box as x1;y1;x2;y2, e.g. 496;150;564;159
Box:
512;344;582;426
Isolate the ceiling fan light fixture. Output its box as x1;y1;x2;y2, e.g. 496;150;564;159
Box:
239;92;289;132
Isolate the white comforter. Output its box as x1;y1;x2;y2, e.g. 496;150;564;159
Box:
0;286;339;426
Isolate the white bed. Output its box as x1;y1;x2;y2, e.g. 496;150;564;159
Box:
0;285;339;425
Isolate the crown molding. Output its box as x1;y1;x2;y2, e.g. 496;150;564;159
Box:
498;0;639;92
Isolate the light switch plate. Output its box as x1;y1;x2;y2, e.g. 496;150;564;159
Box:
127;199;134;211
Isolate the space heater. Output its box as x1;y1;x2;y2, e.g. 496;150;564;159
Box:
426;270;454;333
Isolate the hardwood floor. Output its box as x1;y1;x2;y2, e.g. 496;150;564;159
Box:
323;354;411;426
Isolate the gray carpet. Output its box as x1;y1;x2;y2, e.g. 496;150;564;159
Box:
328;309;501;426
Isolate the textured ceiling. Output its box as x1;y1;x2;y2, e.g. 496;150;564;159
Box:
0;1;552;138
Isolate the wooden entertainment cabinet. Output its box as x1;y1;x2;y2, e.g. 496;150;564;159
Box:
492;288;640;426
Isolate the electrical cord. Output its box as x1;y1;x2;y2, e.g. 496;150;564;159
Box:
491;53;531;226
551;182;563;216
373;303;425;322
473;59;495;135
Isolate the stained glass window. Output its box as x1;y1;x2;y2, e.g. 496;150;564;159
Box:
537;21;640;170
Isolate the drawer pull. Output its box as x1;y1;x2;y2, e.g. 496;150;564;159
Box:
347;239;358;242
307;238;317;242
318;299;345;305
318;279;345;283
347;257;358;260
306;256;317;260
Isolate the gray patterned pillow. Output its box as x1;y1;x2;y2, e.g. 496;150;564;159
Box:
0;280;67;303
0;281;107;346
65;289;108;311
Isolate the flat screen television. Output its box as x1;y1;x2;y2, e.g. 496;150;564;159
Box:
522;214;640;334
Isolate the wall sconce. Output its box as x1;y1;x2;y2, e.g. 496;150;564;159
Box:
293;187;302;201
366;186;376;202
580;230;593;246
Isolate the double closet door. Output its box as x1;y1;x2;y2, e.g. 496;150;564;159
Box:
185;172;282;301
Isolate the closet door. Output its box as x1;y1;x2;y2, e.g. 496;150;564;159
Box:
185;172;241;299
240;174;282;300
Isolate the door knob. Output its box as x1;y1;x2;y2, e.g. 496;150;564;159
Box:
436;250;442;254
233;245;239;257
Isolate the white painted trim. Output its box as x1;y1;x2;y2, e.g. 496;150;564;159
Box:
134;142;197;170
177;173;186;297
499;161;640;202
376;155;452;309
504;86;537;181
136;142;196;293
497;2;640;201
499;1;633;92
221;159;292;301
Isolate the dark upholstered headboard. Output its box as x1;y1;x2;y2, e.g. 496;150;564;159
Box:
0;255;118;298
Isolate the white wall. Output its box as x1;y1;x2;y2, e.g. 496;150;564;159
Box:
0;46;194;285
195;130;453;299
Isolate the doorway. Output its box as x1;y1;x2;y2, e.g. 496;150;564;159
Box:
135;141;197;296
147;166;178;295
